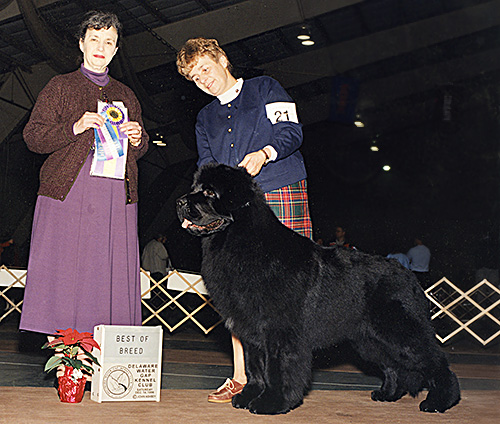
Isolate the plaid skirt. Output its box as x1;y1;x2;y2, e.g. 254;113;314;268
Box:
264;179;313;239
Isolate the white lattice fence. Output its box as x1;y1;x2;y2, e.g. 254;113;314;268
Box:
0;265;222;334
426;278;500;346
140;269;223;334
0;265;25;322
2;265;499;344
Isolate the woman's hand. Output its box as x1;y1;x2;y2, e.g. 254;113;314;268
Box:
120;121;143;146
73;112;105;135
73;113;143;146
238;149;268;176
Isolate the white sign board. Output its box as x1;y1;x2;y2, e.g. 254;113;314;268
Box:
91;325;163;402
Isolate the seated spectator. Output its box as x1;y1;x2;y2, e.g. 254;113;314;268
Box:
329;226;356;250
387;252;410;269
407;237;431;289
141;234;171;282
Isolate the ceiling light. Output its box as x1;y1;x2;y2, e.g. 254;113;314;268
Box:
153;133;164;144
370;146;379;152
156;142;166;147
297;24;315;45
297;25;310;40
383;165;391;172
354;120;364;127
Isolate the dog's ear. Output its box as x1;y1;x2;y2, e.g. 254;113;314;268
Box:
196;164;259;211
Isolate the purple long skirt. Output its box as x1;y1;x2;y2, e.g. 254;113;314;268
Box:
19;153;141;335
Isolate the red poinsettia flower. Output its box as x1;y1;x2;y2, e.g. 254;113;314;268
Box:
48;328;100;352
43;328;101;375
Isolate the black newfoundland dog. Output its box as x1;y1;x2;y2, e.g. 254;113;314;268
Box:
176;164;460;415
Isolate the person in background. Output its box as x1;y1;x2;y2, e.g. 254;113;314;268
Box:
329;226;356;250
177;37;313;404
19;11;148;343
0;238;14;265
407;236;431;289
141;234;171;282
386;252;410;269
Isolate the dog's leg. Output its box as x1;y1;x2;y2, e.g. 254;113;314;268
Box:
419;359;461;413
247;333;309;415
232;341;265;410
351;334;415;403
371;367;408;402
371;367;398;401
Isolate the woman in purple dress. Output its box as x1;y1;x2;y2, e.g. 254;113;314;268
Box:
19;11;148;337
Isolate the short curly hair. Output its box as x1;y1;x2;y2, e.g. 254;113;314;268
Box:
176;37;233;80
78;10;122;47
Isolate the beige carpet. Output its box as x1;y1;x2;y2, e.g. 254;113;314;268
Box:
0;387;497;424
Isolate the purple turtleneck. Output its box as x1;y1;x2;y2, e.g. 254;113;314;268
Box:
80;63;109;87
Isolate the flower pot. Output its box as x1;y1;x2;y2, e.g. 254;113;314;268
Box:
57;367;87;403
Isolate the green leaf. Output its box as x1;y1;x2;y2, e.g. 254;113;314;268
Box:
61;357;76;368
82;364;94;374
70;359;84;369
44;356;63;373
83;351;100;367
47;341;65;350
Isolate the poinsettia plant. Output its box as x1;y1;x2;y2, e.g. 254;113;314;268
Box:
42;328;101;377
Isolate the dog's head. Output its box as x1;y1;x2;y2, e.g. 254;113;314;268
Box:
176;164;261;236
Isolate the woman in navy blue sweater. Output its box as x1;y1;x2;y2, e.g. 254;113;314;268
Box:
177;37;313;403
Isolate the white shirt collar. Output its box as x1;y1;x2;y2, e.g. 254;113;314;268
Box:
218;78;244;105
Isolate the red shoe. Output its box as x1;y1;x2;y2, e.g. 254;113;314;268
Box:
207;378;245;403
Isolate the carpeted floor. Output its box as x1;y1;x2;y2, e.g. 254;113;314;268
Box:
1;317;499;423
0;388;499;424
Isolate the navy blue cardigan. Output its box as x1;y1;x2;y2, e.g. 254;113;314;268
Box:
195;76;307;193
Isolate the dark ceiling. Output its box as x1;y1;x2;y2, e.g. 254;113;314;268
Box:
0;0;499;273
1;0;499;139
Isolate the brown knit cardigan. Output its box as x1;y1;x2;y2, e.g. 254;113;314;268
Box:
23;69;149;203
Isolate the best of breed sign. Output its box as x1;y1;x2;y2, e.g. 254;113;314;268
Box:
91;325;163;402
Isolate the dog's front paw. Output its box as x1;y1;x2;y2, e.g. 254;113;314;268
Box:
248;395;290;415
247;388;298;415
232;383;262;409
232;392;250;409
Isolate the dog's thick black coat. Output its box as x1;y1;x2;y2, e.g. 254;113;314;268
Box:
177;164;460;415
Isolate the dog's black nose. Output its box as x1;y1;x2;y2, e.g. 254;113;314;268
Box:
176;197;187;207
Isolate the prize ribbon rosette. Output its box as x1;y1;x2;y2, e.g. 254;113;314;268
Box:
90;101;128;179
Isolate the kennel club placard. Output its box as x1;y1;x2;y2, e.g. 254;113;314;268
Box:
91;325;163;402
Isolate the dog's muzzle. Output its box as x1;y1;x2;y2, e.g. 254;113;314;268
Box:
176;194;231;235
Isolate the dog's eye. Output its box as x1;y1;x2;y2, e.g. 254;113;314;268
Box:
203;188;216;198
